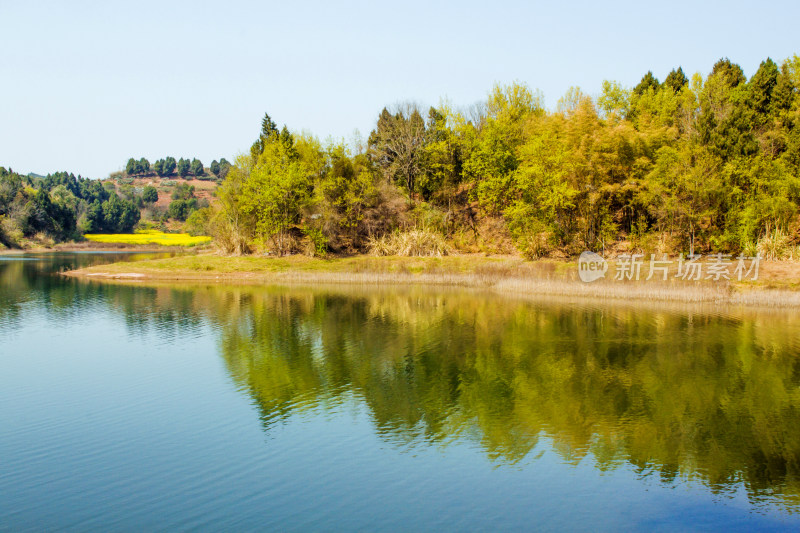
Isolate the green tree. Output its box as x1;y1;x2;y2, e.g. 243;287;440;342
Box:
242;137;312;254
633;71;660;95
142;185;158;204
664;67;688;92
190;158;204;176
168;198;198;221
163;157;177;176
177;158;190;178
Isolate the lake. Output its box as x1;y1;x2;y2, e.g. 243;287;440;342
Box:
2;252;800;531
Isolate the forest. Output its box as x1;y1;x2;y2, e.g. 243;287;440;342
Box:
3;55;799;258
0;169;140;247
200;55;800;259
0;152;228;247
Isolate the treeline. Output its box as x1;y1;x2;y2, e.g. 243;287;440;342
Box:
0;168;141;247
202;55;800;258
125;156;231;180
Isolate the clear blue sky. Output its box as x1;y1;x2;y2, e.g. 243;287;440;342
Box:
2;0;798;178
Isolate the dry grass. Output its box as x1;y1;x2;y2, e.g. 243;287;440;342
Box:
368;229;450;257
757;228;791;261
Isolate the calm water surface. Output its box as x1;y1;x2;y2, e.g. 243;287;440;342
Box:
2;253;800;531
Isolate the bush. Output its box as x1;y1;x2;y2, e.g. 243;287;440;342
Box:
142;186;158;204
184;207;213;236
368;228;450;257
303;227;328;257
168;198;197;221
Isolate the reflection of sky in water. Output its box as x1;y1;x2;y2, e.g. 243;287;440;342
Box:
1;253;800;531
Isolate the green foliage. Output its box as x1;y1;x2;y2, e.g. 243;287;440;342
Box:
171;182;195;201
218;158;231;179
303;227;328;257
184;207;213;236
190;158;204;176
208;54;800;259
664;67;688;92
0;167;144;241
633;71;660;95
168;198;197;221
125;157;150;175
142;185;158;204
242;135;312;254
177;158;190;178
598;80;630;120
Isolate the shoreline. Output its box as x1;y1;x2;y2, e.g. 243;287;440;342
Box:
61;252;800;308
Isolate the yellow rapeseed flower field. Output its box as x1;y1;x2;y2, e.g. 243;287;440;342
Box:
84;230;211;247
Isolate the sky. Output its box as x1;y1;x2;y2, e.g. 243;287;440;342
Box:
1;0;798;178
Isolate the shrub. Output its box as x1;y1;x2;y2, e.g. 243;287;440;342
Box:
303;227;328;257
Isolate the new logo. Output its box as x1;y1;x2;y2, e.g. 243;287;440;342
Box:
578;251;607;282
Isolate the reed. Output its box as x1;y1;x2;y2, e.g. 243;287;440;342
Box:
368;229;450;257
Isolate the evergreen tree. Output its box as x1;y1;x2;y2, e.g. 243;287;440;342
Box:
190;158;204;176
164;156;177;175
664;67;688;92
633;71;660;95
142;185;158;204
177;158;190;178
748;58;779;116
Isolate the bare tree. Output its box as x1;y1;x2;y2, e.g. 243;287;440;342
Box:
368;102;427;194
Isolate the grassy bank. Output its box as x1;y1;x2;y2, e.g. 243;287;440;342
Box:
63;253;800;307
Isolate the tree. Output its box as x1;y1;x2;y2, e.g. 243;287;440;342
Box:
168;198;197;221
711;58;746;87
190;158;204;176
163;157;177;176
138;157;150;174
171;182;195;200
210;160;220;176
241;136;312;254
598;80;630;120
633;71;660;95
153;159;164;176
218;158;231;179
748;58;779;117
142;185;158;204
664;67;688;92
100;194;140;232
368;104;429;195
177;158;190;178
251;112;280;160
125;158;137;175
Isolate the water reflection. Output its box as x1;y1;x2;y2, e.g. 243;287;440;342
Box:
209;287;800;508
3;255;800;512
